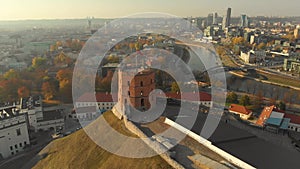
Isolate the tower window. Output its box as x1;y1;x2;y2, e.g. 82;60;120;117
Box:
128;91;130;96
140;91;143;96
141;99;145;107
140;81;143;87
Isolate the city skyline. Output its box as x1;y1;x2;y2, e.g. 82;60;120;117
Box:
1;0;300;21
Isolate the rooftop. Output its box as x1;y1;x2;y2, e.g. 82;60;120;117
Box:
76;92;117;103
229;104;252;115
160;92;212;102
38;109;63;122
256;105;275;126
284;113;300;125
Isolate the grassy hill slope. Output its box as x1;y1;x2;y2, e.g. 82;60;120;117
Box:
33;112;172;169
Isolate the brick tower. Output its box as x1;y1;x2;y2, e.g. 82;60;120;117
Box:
118;68;155;113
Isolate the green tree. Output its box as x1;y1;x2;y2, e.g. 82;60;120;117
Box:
239;95;251;106
226;92;238;103
277;101;286;111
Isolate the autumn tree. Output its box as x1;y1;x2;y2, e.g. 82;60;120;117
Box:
56;69;73;102
226;92;238;103
257;42;266;50
42;81;57;100
232;37;245;46
32;57;47;69
239;95;251;106
171;82;180;93
3;69;20;79
54;52;72;66
18;86;30;98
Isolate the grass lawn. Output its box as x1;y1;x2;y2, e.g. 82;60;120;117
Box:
33;111;172;169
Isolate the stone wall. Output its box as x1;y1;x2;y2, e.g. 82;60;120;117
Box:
123;116;185;169
164;118;256;169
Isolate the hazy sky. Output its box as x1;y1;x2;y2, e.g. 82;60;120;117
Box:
0;0;299;20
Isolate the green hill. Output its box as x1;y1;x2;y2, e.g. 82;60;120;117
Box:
33;112;172;169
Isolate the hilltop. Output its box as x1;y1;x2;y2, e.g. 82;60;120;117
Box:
32;111;172;169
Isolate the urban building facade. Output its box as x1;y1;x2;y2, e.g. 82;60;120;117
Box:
0;106;30;159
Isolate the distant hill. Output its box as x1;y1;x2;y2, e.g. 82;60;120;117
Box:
32;111;172;169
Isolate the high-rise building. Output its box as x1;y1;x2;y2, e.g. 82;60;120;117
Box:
206;13;214;26
240;14;249;27
213;12;218;25
222;8;231;29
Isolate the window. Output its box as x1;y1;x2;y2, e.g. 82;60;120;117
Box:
10;146;13;150
16;129;21;136
19;143;22;147
140;91;143;96
11;152;14;155
128;91;130;96
15;144;18;149
141;99;145;107
140;81;143;87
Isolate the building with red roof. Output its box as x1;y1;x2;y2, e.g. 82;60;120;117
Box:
74;92;117;120
256;105;276;126
158;92;212;107
229;104;252;120
284;113;300;132
255;105;300;133
75;92;117;111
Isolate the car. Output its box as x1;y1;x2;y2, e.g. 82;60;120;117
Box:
52;133;63;139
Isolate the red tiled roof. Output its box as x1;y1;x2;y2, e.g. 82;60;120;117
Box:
76;92;117;103
229;104;252;115
256;105;275;126
77;91;211;103
161;92;212;101
284;113;300;125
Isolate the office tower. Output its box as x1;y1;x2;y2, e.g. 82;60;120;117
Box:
207;13;214;26
240;14;249;27
222;8;231;29
213;12;218;25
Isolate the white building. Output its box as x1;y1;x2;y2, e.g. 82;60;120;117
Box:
0;106;30;159
240;50;266;64
19;96;64;132
73;92;117;120
284;113;300;132
229;104;252;120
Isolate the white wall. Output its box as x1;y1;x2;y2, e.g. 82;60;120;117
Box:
37;119;64;131
75;101;116;110
0;115;30;159
288;123;300;132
